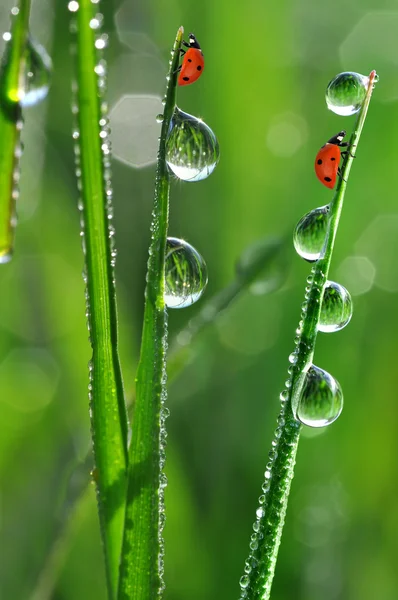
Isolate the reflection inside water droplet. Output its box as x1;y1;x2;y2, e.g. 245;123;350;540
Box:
297;365;343;428
164;237;208;308
319;281;353;333
293;205;329;262
6;36;52;107
326;72;368;116
166;107;220;182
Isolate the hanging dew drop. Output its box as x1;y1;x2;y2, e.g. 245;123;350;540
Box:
156;113;164;123
319;281;353;333
293;205;329;262
164;237;208;308
166;107;220;182
12;37;52;107
326;72;368;116
297;365;343;428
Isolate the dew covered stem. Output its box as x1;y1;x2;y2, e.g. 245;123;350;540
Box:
240;71;377;600
117;27;184;600
0;0;31;262
72;1;128;598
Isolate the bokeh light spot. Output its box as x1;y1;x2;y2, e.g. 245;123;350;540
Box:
110;94;162;168
0;348;59;413
336;256;375;296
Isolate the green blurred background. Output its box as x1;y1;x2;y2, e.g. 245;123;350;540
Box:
1;0;398;598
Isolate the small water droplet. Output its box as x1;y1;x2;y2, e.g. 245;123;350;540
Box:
326;72;368;116
297;365;343;428
240;575;250;590
156;113;164;123
68;1;79;11
4;36;52;107
319;281;353;333
166;107;220;182
293;205;329;262
164;237;208;308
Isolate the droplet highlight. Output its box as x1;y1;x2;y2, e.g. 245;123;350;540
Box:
164;237;208;308
166;107;219;182
293;205;329;262
319;281;353;333
297;365;343;428
326;72;368;117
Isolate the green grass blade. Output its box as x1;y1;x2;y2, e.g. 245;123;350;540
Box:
117;26;184;600
240;71;378;600
72;2;128;598
0;0;30;262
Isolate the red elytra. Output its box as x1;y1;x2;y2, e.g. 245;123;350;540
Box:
314;130;347;189
178;34;204;86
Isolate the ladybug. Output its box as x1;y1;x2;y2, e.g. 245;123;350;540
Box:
178;33;204;86
314;130;353;189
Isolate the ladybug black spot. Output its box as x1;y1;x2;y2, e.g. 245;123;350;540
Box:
317;159;322;165
197;65;202;71
324;177;332;182
183;76;190;81
330;157;336;161
188;59;192;62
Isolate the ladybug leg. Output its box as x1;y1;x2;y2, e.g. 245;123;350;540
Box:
173;65;182;74
337;167;347;182
182;40;190;48
179;48;186;56
341;151;356;159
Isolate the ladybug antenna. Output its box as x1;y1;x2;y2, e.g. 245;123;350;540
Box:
188;33;201;49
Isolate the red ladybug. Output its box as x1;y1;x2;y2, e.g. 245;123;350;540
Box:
314;130;352;189
178;33;204;86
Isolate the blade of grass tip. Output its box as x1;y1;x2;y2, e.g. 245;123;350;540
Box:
117;26;184;600
71;1;129;598
239;71;377;600
0;0;31;262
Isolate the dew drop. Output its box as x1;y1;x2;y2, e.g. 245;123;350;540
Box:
166;107;220;182
326;72;368;117
164;237;208;308
319;281;353;333
5;36;52;107
156;113;164;123
293;205;329;262
297;365;343;428
239;575;250;590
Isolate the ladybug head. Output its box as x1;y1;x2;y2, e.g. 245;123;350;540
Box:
188;33;201;49
327;130;346;146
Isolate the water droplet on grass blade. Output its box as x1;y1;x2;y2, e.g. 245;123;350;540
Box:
326;72;368;116
297;365;343;428
166;107;219;182
165;237;208;308
319;281;353;333
5;37;52;107
294;205;329;261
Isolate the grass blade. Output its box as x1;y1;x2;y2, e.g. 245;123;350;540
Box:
72;2;128;597
117;26;184;600
0;0;31;262
239;71;378;600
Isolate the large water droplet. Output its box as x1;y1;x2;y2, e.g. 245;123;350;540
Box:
319;281;353;333
9;37;52;107
297;365;343;428
326;72;368;116
164;237;208;308
293;205;329;262
166;107;219;182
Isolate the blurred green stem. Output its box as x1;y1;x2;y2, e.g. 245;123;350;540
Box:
117;26;183;600
74;1;128;598
240;71;377;600
0;0;31;262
